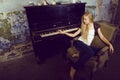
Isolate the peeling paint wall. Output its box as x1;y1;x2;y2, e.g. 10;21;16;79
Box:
0;0;34;62
0;11;33;62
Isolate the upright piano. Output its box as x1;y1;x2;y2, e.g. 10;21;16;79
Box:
24;3;86;61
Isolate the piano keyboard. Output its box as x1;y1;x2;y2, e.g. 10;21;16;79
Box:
32;24;80;42
40;27;78;38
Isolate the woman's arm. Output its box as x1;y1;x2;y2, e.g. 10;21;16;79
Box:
58;28;81;37
97;28;114;53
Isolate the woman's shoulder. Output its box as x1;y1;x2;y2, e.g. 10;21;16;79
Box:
94;22;101;35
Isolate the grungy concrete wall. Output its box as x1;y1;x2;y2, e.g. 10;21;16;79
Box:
95;0;112;22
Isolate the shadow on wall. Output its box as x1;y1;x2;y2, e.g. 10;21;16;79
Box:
0;11;33;62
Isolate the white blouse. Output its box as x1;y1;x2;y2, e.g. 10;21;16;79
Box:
78;29;95;46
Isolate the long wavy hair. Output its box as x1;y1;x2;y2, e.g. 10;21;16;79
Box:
81;12;94;40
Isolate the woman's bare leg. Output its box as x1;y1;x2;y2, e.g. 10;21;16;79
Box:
70;66;76;80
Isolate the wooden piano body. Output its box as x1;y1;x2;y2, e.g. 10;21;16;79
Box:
24;3;86;61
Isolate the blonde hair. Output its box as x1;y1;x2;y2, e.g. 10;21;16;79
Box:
81;12;94;40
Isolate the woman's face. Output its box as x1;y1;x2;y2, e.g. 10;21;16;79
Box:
83;16;90;24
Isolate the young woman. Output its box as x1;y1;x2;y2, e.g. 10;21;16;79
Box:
58;12;114;80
